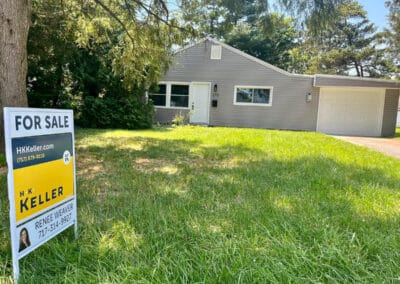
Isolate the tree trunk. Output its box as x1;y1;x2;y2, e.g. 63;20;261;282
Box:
0;0;31;154
354;62;361;77
360;64;364;77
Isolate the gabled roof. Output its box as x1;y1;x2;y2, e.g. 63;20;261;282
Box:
176;37;312;78
175;37;400;88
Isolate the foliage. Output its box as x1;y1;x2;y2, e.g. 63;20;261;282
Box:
225;13;298;70
384;0;400;78
277;0;346;33
78;95;154;129
178;0;348;39
57;0;182;90
27;0;185;129
292;0;394;77
177;0;254;38
171;112;188;126
1;126;400;282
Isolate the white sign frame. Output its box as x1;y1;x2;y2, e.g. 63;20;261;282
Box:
4;107;78;282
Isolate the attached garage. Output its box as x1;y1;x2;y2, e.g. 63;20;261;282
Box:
314;75;400;137
317;87;385;137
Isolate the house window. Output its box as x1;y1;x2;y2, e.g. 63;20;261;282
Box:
171;84;189;107
149;84;167;106
150;82;190;109
234;86;272;106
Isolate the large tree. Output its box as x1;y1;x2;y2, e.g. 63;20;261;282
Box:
178;0;347;39
385;0;400;77
0;0;31;152
225;13;298;70
0;0;177;153
292;0;393;77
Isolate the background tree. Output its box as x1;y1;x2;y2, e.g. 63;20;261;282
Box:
292;0;393;77
178;0;254;38
385;0;400;78
225;13;298;70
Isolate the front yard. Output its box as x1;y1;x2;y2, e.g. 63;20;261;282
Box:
1;126;400;282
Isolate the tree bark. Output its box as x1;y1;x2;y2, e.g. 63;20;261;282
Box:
354;62;360;77
0;0;31;153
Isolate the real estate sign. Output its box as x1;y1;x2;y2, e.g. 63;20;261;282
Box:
3;107;77;281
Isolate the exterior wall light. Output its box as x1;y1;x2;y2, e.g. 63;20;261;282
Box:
306;92;312;102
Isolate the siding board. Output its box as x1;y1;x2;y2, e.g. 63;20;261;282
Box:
154;108;190;124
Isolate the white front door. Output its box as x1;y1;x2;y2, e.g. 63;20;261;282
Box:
190;82;210;124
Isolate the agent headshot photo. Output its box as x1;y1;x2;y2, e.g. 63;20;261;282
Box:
18;228;31;252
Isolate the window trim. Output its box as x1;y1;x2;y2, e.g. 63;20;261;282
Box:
152;81;190;109
233;85;273;107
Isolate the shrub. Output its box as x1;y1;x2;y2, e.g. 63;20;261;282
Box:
171;112;187;126
78;96;154;129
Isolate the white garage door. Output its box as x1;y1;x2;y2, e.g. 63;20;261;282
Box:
317;87;385;137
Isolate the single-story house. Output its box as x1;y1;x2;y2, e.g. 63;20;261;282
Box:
151;37;400;137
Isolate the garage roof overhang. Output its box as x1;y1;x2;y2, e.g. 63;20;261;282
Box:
313;74;400;89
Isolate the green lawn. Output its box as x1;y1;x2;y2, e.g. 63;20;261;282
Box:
1;126;400;282
395;127;400;138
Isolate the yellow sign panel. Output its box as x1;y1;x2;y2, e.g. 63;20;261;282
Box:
13;159;74;222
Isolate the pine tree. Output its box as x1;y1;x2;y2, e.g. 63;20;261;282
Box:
299;0;392;77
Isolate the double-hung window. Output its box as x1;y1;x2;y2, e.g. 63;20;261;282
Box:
170;85;189;107
150;82;190;108
234;86;273;106
149;84;167;107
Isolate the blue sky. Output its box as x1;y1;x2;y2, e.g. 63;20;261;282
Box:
358;0;388;31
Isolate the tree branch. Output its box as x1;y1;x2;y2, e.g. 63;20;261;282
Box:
93;0;135;42
126;0;186;31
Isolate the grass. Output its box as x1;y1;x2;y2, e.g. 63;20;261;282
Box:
1;126;400;282
395;127;400;139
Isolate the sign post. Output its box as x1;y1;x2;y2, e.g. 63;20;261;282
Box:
3;108;78;282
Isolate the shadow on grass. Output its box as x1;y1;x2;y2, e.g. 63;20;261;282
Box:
1;133;400;282
75;126;174;139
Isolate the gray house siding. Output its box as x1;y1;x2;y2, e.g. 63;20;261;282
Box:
161;40;319;131
154;108;190;124
381;89;400;136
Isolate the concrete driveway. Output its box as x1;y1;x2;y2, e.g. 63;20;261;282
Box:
333;136;400;159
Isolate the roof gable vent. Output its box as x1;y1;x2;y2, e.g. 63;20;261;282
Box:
211;45;222;60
